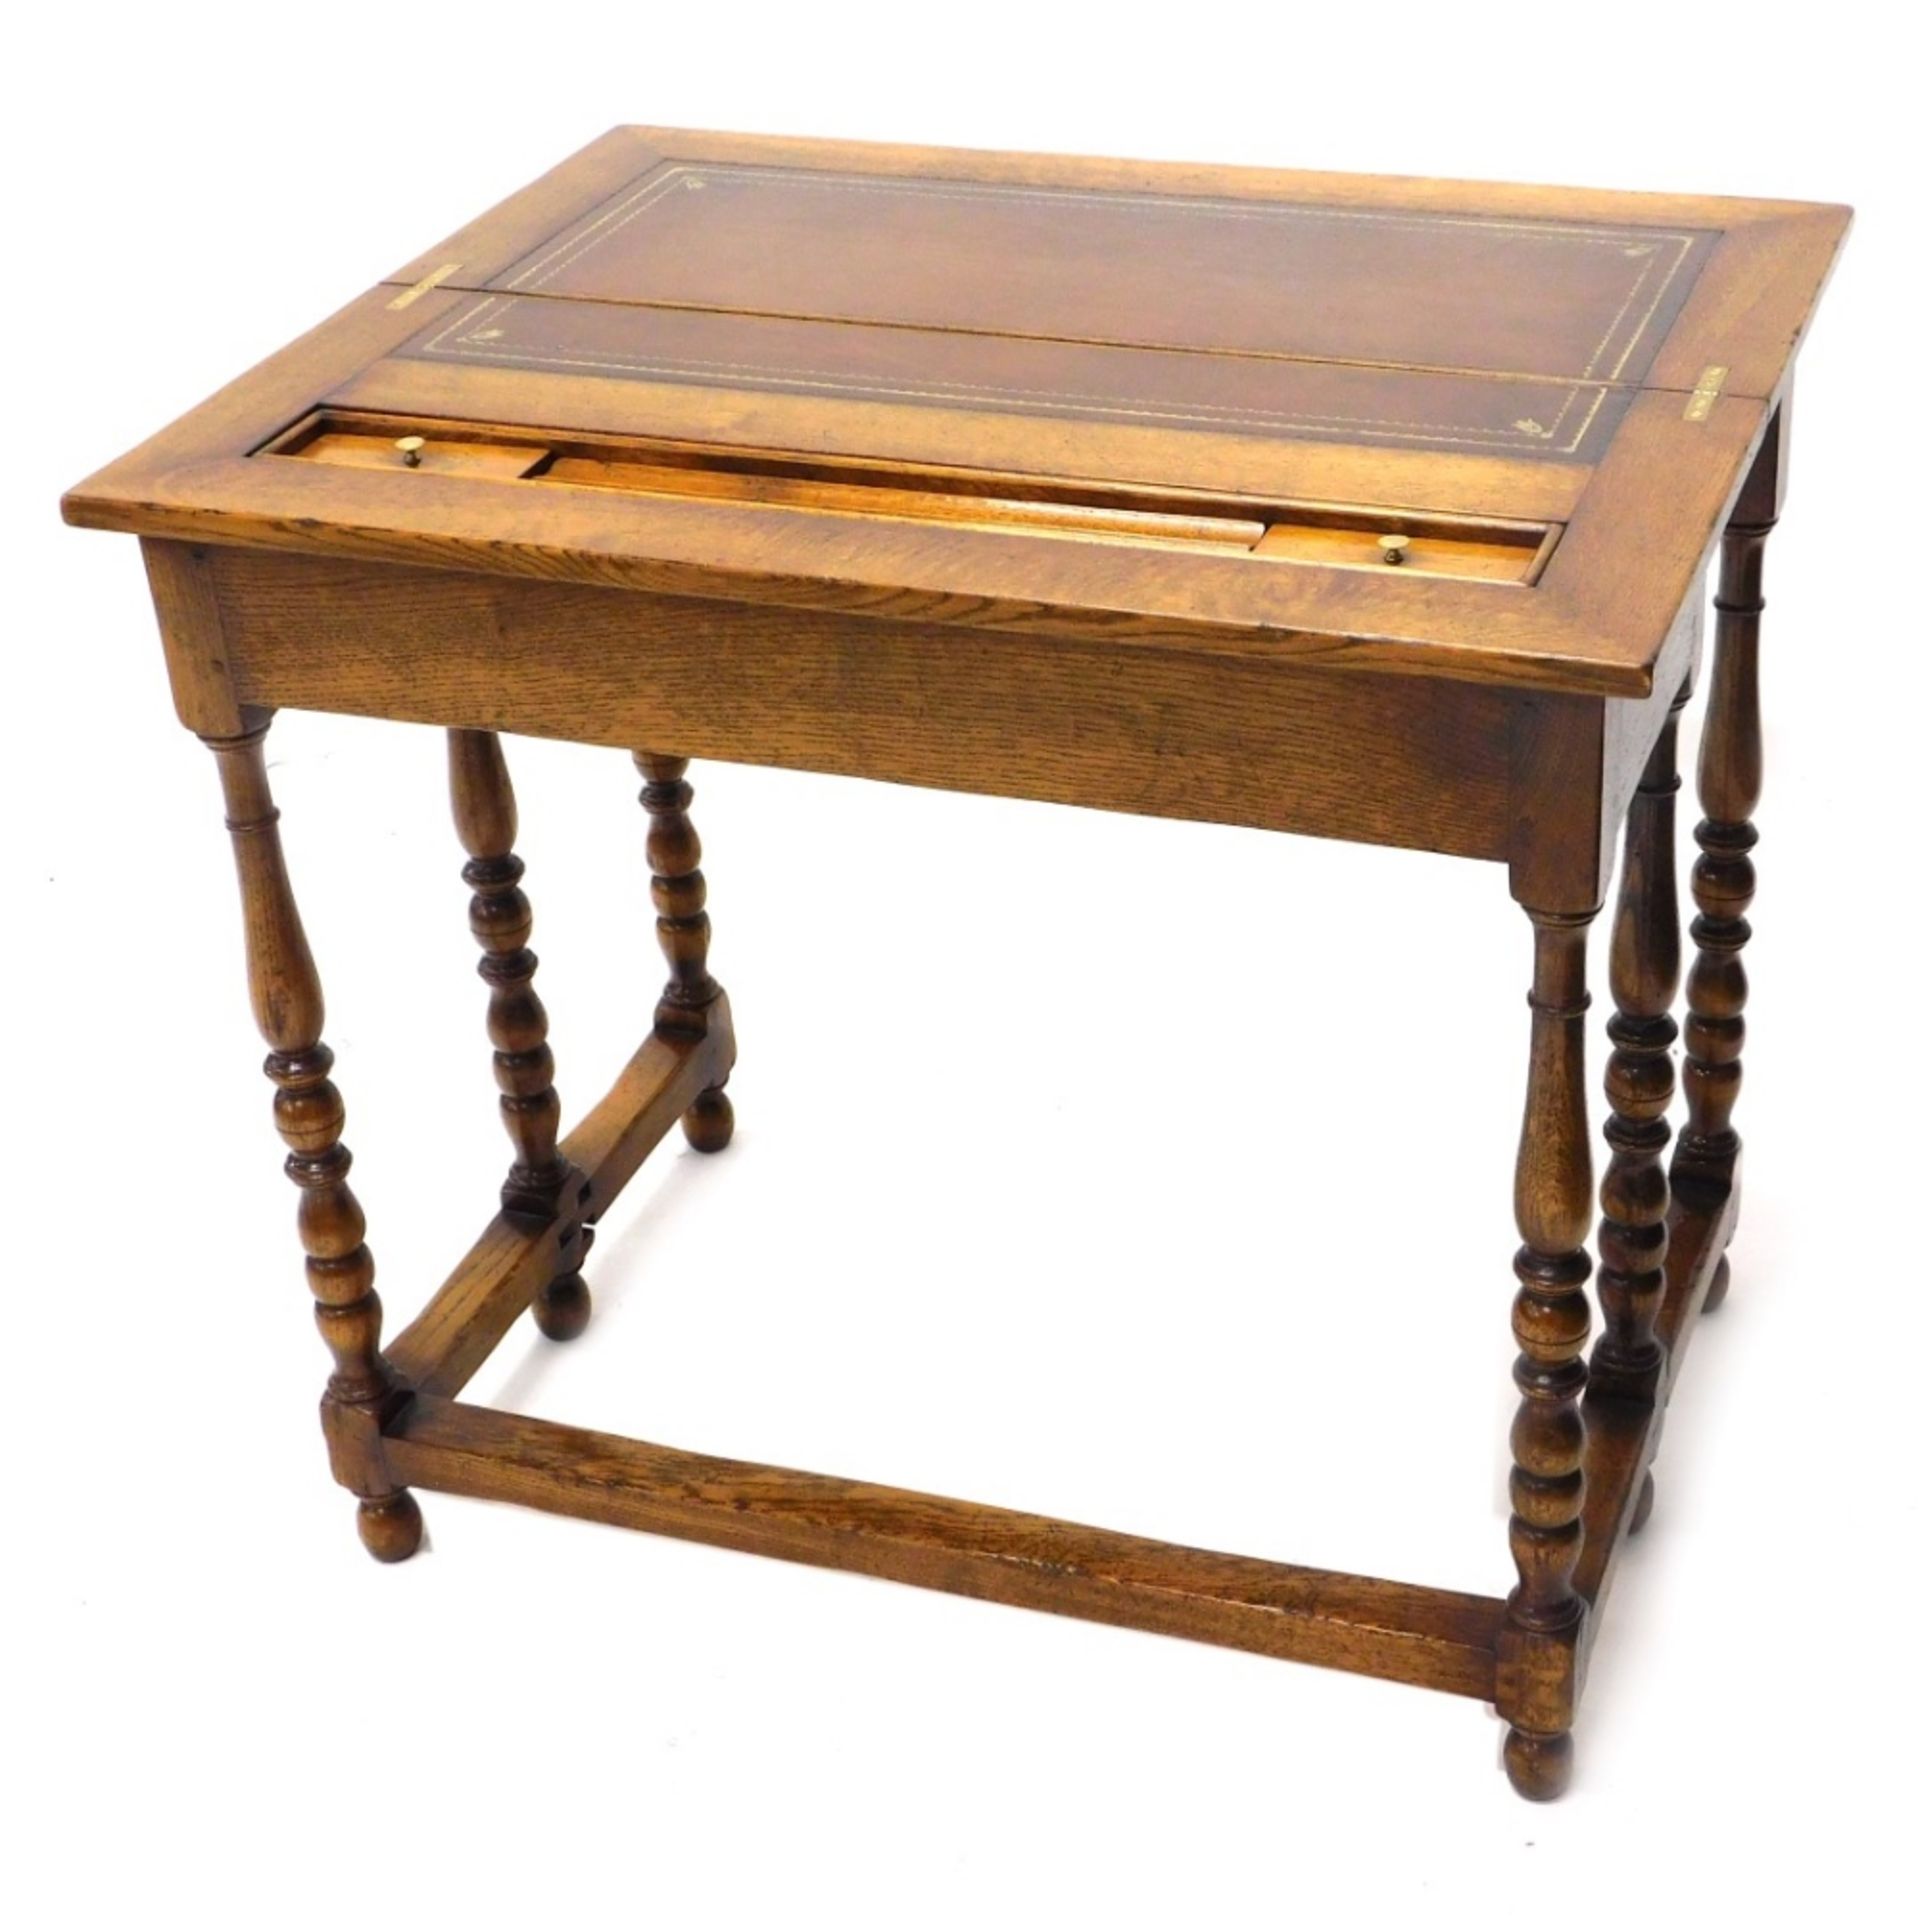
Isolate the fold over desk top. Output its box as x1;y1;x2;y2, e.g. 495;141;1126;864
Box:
63;128;1849;695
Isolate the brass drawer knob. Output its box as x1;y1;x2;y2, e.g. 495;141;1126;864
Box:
1378;534;1412;565
395;435;427;468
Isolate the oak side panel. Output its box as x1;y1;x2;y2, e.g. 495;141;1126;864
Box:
198;547;1513;859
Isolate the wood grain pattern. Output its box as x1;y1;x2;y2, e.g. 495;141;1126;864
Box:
539;452;1268;547
197;547;1517;859
383;1210;567;1402
564;1017;738;1215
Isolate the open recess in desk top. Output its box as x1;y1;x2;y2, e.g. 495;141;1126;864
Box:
261;409;1562;585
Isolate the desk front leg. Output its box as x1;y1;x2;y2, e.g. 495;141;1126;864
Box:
203;713;421;1562
1497;906;1597;1800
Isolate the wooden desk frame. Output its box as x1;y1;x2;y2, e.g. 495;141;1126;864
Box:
63;131;1843;1800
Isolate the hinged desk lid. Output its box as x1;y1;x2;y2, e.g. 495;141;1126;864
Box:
63;128;1851;696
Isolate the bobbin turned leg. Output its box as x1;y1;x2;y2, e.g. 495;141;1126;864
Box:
205;713;420;1562
1674;422;1777;1313
635;753;733;1150
448;729;590;1341
1498;907;1597;1801
1589;687;1688;1422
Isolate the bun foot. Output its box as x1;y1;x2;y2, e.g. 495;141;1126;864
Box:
357;1490;424;1563
683;1086;735;1154
1702;1255;1732;1314
1628;1472;1656;1537
1502;1727;1574;1801
532;1268;592;1341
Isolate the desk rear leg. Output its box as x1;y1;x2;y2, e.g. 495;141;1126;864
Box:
635;753;734;1152
1673;517;1768;1308
448;728;592;1341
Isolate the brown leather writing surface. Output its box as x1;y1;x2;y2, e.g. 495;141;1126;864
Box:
485;162;1710;381
388;160;1710;460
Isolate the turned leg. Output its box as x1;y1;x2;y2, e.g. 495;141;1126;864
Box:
449;728;591;1341
205;714;421;1562
1499;907;1596;1801
1589;686;1688;1411
1673;511;1770;1314
635;752;733;1151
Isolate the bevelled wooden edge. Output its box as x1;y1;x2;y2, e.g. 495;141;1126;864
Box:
69;455;1663;696
1648;208;1853;402
1530;388;1763;702
383;1394;1505;1699
60;283;472;518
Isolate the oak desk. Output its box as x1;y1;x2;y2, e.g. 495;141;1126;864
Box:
63;129;1849;1798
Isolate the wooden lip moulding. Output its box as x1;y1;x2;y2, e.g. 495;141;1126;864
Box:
60;127;1850;1801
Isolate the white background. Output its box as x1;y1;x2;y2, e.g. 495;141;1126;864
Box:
9;4;1913;1912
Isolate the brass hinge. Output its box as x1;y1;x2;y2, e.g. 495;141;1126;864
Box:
1683;365;1730;423
386;262;464;311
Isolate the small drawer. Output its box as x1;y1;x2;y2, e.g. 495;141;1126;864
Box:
1251;518;1551;583
287;429;548;481
1253;520;1549;583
